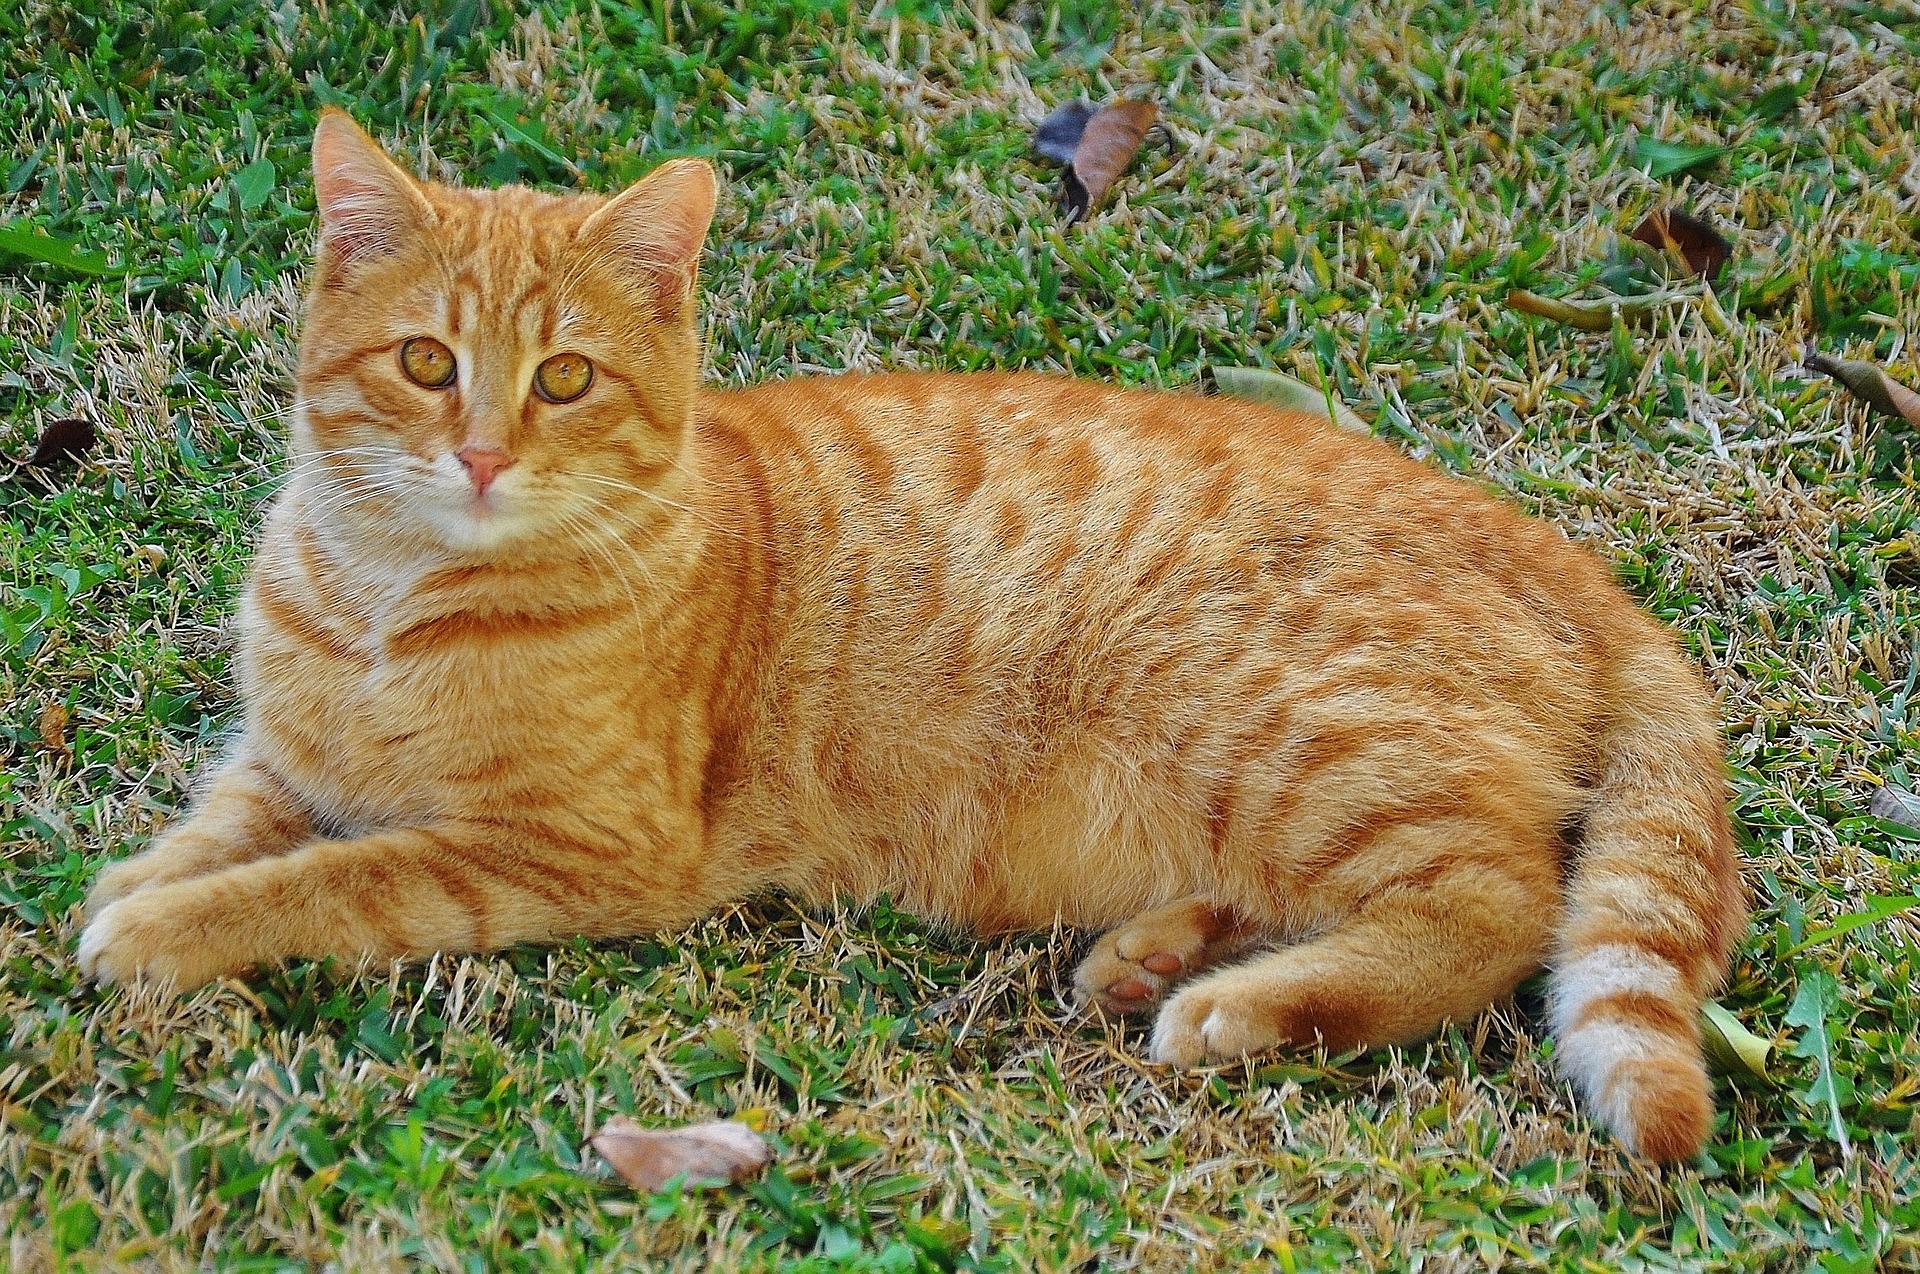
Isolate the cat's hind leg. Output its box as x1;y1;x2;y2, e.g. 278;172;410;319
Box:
1149;827;1559;1064
86;752;314;913
1073;897;1257;1016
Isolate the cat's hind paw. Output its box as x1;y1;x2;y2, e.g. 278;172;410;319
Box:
1075;939;1189;1016
1073;898;1240;1017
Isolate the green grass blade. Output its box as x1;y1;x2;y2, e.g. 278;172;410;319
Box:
1633;138;1729;178
1782;894;1920;958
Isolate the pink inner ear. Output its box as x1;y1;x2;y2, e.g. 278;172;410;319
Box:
644;200;712;279
312;119;427;271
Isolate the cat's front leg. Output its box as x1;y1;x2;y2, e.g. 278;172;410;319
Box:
86;751;315;913
77;819;709;990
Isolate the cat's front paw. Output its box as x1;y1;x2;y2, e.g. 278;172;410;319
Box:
77;890;239;991
84;853;172;915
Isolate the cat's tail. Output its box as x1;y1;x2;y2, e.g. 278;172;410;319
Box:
1551;630;1745;1163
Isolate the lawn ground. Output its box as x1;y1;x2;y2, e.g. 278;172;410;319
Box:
4;1;1920;1269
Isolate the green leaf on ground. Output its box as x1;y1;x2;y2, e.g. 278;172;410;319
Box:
0;220;119;276
233;158;277;211
1634;138;1729;178
1203;365;1371;433
1784;968;1853;1158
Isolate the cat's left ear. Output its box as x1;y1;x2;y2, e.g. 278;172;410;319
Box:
576;159;717;314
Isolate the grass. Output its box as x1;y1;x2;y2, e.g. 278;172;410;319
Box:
3;0;1920;1268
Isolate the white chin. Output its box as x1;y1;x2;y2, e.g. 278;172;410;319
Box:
423;504;539;552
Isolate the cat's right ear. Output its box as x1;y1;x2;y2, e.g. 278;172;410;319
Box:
311;110;433;281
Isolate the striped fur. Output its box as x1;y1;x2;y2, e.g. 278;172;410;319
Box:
78;113;1744;1162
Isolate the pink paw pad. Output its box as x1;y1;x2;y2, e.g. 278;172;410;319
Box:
1141;952;1183;975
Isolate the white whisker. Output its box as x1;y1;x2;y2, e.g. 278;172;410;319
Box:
558;469;751;544
550;499;650;629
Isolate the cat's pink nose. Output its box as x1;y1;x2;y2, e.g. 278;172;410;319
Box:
456;446;514;496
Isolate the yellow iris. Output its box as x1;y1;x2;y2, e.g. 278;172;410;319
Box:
534;352;594;403
399;337;457;389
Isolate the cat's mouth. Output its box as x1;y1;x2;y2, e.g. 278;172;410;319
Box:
408;460;546;551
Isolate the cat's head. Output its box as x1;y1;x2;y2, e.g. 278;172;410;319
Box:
293;110;716;553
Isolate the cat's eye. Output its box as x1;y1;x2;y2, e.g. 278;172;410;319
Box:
534;352;594;404
399;337;457;389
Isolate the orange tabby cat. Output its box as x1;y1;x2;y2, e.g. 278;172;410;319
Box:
79;111;1744;1163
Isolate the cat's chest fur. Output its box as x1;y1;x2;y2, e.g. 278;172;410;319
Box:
233;520;664;832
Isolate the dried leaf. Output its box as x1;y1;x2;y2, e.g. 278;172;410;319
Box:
1803;351;1920;427
1059;101;1156;224
1505;289;1670;332
38;701;71;763
1031;99;1097;165
1699;1001;1771;1082
1202;365;1370;434
587;1116;771;1193
27;417;97;466
1869;785;1920;830
1630;208;1731;285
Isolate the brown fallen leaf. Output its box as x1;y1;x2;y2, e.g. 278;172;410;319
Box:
1032;99;1157;224
27;417;97;466
1630;208;1731;285
39;701;71;764
1031;99;1097;165
1869;785;1920;831
587;1116;771;1192
1803;350;1920;427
